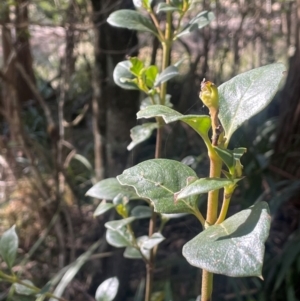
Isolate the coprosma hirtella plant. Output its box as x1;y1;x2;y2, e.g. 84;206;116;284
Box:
85;1;285;301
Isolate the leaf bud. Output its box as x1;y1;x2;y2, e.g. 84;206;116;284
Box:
199;80;219;111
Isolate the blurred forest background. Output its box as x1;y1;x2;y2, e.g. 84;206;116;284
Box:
0;0;300;300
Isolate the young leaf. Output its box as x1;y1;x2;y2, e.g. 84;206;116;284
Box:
218;63;285;144
129;57;144;76
154;66;179;87
127;123;158;151
176;11;215;38
131;205;152;219
175;178;234;201
182;202;271;277
86;178;139;200
105;217;136;231
142;233;165;249
113;60;139;90
0;225;18;269
117;159;198;214
94;201;115;217
137;105;211;139
107;10;158;35
95;277;119;301
106;227;133;248
145;65;159;88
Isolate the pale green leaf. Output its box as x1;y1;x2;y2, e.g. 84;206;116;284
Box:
124;246;142;259
14;280;35;296
95;277;119;301
218;63;285;144
0;225;18;269
142;233;165;249
113;60;139;90
117;159;198;214
175;178;234;201
131;206;152;219
94;201;115;217
154;66;179;87
157;3;180;13
140;94;172;110
107;10;158;35
105;217;136;231
127;123;158;151
106;227;133;248
86;178;139;200
182;202;271;277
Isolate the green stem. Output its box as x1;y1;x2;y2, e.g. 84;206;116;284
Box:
215;185;236;224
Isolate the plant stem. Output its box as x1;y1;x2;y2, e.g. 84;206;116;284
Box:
215;185;236;224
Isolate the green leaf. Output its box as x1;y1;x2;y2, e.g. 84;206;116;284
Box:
140;94;172;110
14;280;35;296
145;65;159;88
175;178;234;201
157;3;180;13
133;0;153;9
105;217;136;231
113;60;139;90
86;178;139;200
127;123;158;151
137;105;211;139
107;10;158;35
124;246;143;259
0;225;18;269
218;63;285;144
94;201;115;217
142;233;165;249
154;66;179;87
176;11;215;38
131;206;152;219
117;159;198;214
129;57;144;76
95;277;119;301
182;202;271;277
106;227;133;248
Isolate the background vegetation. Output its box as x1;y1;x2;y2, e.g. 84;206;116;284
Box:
0;0;300;300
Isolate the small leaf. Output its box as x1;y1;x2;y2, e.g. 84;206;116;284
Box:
0;225;18;269
154;66;179;86
107;10;158;35
113;60;139;90
124;246;143;259
145;65;159;88
94;201;115;217
117;159;198;214
95;277;119;301
127;123;158;151
105;217;136;231
137;105;211;139
86;178;139;200
140;94;172;110
142;233;165;249
106;227;133;248
129;57;144;76
218;63;285;144
182;202;271;277
176;11;215;38
175;178;234;200
157;3;180;13
14;280;35;296
131;206;152;219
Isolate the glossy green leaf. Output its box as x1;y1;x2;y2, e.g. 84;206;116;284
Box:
117;159;198;214
127;123;158;151
176;11;215;38
137;105;211;139
218;63;285;144
95;277;119;301
145;65;159;88
105;217;136;231
86;178;139;200
106;227;133;248
140;94;172;110
175;178;234;201
0;225;18;269
131;205;152;219
183;202;271;277
14;280;35;296
157;3;180;12
94;201;115;217
113;60;139;90
154;66;179;87
107;10;158;35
